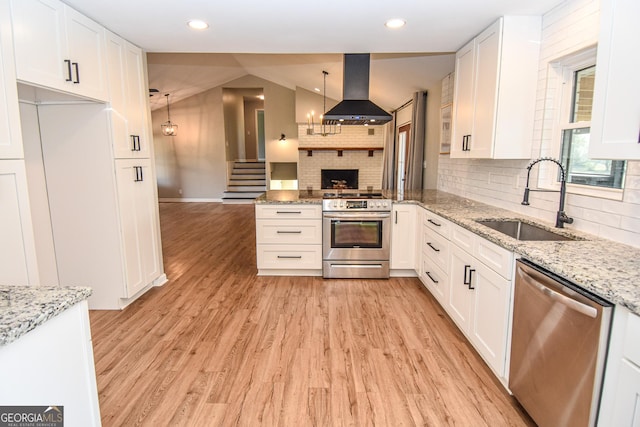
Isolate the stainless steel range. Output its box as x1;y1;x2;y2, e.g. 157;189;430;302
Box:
322;192;391;279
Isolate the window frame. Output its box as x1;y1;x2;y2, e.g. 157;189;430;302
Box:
538;47;625;201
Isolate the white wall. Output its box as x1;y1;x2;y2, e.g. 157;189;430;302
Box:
438;0;640;248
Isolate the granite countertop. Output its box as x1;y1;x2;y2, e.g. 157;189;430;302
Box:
256;189;640;315
0;286;92;346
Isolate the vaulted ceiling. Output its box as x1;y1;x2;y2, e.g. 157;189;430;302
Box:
63;0;562;111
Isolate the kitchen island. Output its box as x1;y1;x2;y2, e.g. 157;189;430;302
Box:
0;286;101;426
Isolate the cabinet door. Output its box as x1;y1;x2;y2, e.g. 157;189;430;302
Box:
124;43;150;157
64;5;108;101
115;159;161;297
470;20;501;159
450;39;475;158
589;0;640;160
390;204;416;270
11;0;67;92
448;244;473;331
0;160;39;285
610;359;640;426
0;0;23;159
468;261;511;377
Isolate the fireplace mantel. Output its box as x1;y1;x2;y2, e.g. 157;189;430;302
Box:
298;147;383;157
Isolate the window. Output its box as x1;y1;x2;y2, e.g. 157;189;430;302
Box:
558;63;626;190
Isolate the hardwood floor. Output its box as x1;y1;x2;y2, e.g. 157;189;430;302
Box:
90;202;534;426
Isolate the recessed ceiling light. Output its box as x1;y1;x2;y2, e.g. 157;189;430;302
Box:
385;18;406;29
314;88;321;92
187;20;209;30
257;95;264;100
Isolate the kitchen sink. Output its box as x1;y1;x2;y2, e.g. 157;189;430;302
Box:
476;220;577;241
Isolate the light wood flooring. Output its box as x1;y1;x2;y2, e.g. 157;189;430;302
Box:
90;202;534;426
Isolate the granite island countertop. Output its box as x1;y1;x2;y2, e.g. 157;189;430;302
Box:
255;189;640;315
0;285;92;346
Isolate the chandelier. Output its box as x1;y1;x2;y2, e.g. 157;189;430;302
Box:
307;71;341;137
161;93;178;136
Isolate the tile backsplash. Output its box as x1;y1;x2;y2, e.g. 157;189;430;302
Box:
437;0;640;248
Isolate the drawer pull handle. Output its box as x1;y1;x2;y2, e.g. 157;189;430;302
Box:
425;271;439;284
276;230;302;234
427;219;441;227
276;211;302;214
426;242;440;252
277;255;302;259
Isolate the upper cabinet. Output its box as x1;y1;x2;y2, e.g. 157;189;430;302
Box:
0;0;22;159
10;0;108;102
105;32;150;158
588;0;640;160
451;17;541;159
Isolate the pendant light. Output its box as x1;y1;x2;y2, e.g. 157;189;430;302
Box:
161;93;178;136
306;71;341;137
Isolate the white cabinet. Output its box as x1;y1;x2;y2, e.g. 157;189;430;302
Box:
599;307;640;426
0;300;101;426
10;0;108;101
419;209;452;305
450;16;541;159
588;0;640;160
115;159;162;297
36;103;165;309
390;204;416;270
0;0;23;159
255;204;322;275
105;32;150;158
0;160;39;285
447;226;513;378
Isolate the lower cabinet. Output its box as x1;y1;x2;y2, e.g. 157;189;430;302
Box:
418;207;514;380
0;300;101;426
0;160;39;285
390;204;416;271
255;204;322;275
599;307;640;426
115;159;162;297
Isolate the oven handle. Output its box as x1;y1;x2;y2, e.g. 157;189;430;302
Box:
323;212;391;220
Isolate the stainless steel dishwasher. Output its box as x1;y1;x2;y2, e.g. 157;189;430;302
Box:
509;259;613;427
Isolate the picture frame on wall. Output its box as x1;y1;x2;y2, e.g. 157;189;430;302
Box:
440;103;452;154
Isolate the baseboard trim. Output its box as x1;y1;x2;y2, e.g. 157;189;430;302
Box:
159;198;223;203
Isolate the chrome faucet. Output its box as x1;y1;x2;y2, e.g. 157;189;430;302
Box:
521;157;574;228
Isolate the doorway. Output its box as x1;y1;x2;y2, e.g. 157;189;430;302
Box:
396;124;411;193
256;109;265;160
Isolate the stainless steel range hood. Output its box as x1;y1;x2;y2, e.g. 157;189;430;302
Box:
322;54;392;126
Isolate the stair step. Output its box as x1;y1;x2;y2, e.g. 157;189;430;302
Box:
222;198;256;205
227;185;266;192
223;191;265;199
229;179;265;186
231;174;266;180
234;162;265;168
232;168;265;174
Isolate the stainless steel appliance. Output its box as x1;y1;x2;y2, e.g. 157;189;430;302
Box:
322;193;391;278
510;259;613;427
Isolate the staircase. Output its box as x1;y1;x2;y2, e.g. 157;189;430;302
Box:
222;160;266;204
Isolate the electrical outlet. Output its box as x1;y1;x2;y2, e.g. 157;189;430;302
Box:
178;189;183;195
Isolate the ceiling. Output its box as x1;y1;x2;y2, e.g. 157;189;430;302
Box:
63;0;562;112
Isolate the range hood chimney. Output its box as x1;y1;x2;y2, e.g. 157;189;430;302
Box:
322;54;392;126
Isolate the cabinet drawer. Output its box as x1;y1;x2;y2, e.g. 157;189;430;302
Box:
255;204;321;219
257;244;322;270
422;228;450;272
421;254;449;304
474;238;513;280
422;209;451;238
451;223;475;254
256;219;322;244
623;312;640;365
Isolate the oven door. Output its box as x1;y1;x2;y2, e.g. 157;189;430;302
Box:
322;211;391;261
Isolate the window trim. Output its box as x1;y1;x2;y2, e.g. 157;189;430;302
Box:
538;46;624;201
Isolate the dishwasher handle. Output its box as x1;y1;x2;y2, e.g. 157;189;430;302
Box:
518;266;598;318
